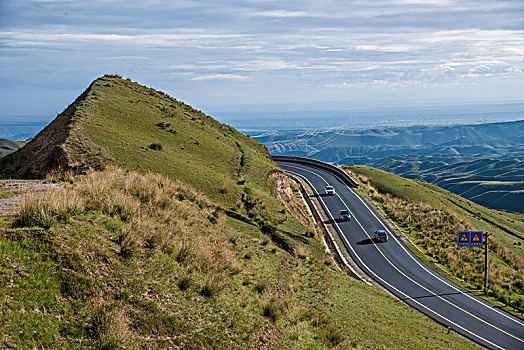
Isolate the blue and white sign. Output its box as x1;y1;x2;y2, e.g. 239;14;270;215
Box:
457;231;483;247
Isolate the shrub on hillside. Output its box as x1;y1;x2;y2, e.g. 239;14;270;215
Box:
149;143;163;151
262;298;282;323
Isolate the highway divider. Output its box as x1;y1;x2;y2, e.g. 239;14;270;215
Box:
271;155;358;188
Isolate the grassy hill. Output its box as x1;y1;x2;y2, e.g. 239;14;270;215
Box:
0;75;276;210
346;165;524;309
367;157;524;213
0;75;477;348
0;138;27;159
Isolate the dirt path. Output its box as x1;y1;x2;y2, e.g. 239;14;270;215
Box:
0;180;61;216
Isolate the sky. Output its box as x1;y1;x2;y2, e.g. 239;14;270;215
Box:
1;0;523;120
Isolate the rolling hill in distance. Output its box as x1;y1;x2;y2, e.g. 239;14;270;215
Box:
255;119;524;213
0;139;28;159
0;75;481;348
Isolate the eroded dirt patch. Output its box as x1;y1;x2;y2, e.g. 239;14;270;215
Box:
269;172;313;231
0;180;61;216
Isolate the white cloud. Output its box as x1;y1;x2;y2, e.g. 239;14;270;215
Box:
98;56;152;60
355;44;414;53
326;80;423;89
1;0;523;109
191;74;249;81
393;0;454;5
250;10;313;18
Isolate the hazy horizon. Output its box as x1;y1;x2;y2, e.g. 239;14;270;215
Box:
2;1;523;119
2;100;523;140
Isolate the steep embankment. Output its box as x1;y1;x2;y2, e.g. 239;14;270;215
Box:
0;76;477;348
0;84;101;178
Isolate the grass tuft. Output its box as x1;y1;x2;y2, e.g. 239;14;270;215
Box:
262;298;282;323
200;275;223;297
177;275;192;291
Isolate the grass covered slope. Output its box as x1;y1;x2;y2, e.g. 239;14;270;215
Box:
0;168;477;349
0;76;478;348
0;75;277;210
74;75;278;209
0;74;296;242
346;165;524;308
0;139;27;159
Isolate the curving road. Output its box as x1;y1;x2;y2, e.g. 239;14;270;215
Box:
276;159;524;350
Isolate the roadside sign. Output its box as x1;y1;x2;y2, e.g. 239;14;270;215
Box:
457;231;483;247
457;231;489;292
458;232;469;245
470;232;483;247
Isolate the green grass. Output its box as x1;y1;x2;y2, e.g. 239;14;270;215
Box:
347;165;524;310
0;75;297;243
0;76;480;348
68;76;295;237
71;76;276;210
0;170;477;349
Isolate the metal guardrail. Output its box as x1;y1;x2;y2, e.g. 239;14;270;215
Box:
271;155;358;188
285;172;360;279
500;298;524;314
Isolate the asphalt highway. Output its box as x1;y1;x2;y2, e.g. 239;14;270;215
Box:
276;159;524;350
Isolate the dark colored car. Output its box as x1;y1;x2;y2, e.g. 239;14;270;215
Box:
338;209;351;221
374;229;388;242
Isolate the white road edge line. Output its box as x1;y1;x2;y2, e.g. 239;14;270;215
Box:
283;166;502;350
285;170;366;284
347;183;524;327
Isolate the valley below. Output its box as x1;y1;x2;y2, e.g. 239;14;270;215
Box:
252;118;524;213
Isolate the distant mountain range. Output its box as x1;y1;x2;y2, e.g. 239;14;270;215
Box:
365;157;524;213
256;119;524;213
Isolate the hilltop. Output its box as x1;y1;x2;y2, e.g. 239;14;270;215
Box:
0;76;478;348
0;75;277;209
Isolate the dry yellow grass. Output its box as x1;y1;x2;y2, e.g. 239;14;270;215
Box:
21;167;239;347
350;170;524;307
1;166;479;349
